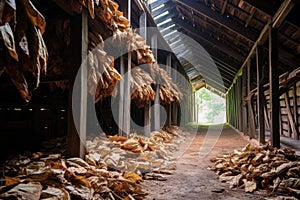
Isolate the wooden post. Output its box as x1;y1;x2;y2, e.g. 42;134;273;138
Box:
242;67;247;134
67;10;88;158
238;77;243;131
247;61;255;138
293;86;299;139
256;45;265;144
144;103;151;137
269;26;280;148
123;53;131;136
139;10;151;136
172;64;178;125
166;54;172;127
118;56;124;135
121;0;132;137
152;34;160;131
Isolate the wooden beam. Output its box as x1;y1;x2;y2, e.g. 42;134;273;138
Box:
176;0;258;41
269;27;280;148
245;7;255;28
242;67;248;134
166;54;172;127
67;10;88;158
123;0;132;136
228;0;295;93
293;85;299;139
123;53;131;136
173;18;245;62
247;61;255;138
256;45;265;144
221;0;228;15
139;12;147;39
244;0;300;28
238;76;243;131
118;56;124;135
144;103;151;137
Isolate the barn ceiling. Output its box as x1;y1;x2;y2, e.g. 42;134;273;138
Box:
148;0;300;94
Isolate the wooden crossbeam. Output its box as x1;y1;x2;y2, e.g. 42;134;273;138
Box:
176;0;258;41
228;0;294;93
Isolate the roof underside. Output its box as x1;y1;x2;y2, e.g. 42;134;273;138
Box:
149;0;300;94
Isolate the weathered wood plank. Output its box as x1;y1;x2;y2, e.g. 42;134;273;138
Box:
67;10;88;158
293;85;299;139
285;92;298;139
247;61;255;138
269;27;280;148
256;45;265;144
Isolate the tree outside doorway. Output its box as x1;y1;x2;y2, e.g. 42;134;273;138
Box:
195;88;226;124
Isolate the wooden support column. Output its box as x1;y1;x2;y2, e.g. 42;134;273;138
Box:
172;64;178;125
152;34;160;131
120;0;132;137
139;10;151;136
123;52;131;136
144;103;151;137
166;54;172;127
118;57;124;135
242;67;247;134
293;85;299;139
238;77;243;131
256;45;265;144
247;61;255;138
67;10;88;158
269;26;280;148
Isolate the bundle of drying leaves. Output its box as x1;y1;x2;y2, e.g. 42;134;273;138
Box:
209;143;300;198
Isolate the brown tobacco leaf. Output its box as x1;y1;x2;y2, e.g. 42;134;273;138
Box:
0;23;18;61
40;186;70;200
244;180;257;193
5;176;21;187
0;182;42;200
209;143;300;198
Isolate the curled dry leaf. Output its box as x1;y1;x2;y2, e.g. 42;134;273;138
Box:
209;143;300;198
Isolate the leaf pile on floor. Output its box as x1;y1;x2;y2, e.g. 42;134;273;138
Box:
208;143;300;198
0;126;184;199
87;126;185;180
0;153;146;200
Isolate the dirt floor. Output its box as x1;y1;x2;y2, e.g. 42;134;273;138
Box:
143;125;269;200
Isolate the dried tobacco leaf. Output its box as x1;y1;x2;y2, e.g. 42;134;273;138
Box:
0;182;42;200
244;180;257;193
40;186;70;200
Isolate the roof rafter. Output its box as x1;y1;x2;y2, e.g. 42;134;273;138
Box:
173;17;245;63
175;0;258;41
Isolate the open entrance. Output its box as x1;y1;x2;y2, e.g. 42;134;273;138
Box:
195;87;226;124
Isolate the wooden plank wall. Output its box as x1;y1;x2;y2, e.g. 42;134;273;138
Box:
227;78;300;141
278;81;300;139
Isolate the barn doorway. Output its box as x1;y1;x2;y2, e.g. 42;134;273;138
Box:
195;88;226;124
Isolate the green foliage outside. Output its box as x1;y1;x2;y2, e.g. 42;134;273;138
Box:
195;88;226;123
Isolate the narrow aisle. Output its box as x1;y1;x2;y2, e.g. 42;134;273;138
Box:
143;125;267;200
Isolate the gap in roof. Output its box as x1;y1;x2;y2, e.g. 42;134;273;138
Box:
153;11;169;20
152;4;165;12
164;30;177;37
160;24;176;32
149;0;158;3
157;18;172;27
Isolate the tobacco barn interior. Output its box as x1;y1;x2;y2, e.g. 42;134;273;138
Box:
0;0;300;199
